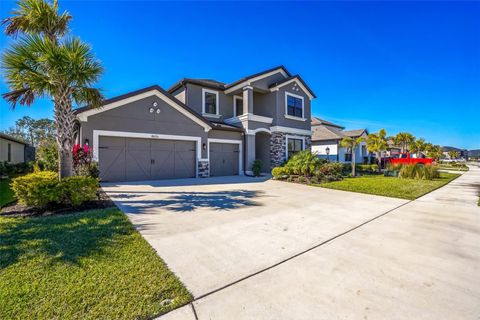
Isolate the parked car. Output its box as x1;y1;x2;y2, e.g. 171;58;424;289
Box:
389;153;433;166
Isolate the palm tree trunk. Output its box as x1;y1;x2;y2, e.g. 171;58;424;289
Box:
352;149;356;177
54;89;75;179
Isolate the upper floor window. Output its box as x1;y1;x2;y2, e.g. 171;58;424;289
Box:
285;92;304;119
202;88;219;116
234;96;243;117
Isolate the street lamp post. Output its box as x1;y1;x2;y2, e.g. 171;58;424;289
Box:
326;146;330;162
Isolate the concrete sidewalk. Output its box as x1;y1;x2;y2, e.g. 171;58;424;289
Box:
160;167;480;320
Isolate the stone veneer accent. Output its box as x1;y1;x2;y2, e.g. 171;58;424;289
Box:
269;132;312;169
198;160;209;178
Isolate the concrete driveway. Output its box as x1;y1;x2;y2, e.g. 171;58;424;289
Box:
102;168;480;319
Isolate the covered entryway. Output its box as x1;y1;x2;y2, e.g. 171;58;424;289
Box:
209;142;240;176
98;136;196;182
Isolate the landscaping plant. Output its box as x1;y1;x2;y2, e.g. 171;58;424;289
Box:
2;0;104;179
340;136;364;177
11;171;98;208
284;150;322;176
252;159;263;177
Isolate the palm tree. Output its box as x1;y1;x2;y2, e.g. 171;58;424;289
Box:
394;132;415;153
365;128;388;169
409;138;426;156
340;136;364;177
2;0;71;42
448;150;460;160
2;0;102;178
2;35;103;178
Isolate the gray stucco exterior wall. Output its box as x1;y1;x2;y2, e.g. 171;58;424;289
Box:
80;94;210;158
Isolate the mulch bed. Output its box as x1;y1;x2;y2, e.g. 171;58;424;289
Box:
0;189;116;218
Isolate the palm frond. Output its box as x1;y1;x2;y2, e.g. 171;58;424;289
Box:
72;86;104;108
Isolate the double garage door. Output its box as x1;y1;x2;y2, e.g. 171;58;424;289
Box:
99;136;196;182
99;137;240;182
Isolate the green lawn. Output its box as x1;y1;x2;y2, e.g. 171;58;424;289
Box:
0;208;192;319
315;172;459;200
0;179;15;207
436;165;469;172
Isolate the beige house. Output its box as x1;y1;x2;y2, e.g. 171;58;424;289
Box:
0;133;31;164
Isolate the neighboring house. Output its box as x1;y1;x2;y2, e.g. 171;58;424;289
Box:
0;133;35;164
442;146;468;159
310;117;370;163
386;139;402;157
74;66;315;182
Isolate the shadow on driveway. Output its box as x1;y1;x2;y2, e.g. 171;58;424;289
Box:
111;190;265;213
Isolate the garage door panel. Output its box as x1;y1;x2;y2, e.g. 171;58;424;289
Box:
99;137;126;182
99;136;197;182
210;142;239;177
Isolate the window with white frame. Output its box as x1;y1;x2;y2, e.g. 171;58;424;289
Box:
287;137;304;159
286;93;304;118
234;96;243;117
202;89;219;115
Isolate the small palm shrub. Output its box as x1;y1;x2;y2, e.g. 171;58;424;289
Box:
285;150;323;176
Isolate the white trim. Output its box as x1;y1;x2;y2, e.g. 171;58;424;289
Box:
285;135;306;160
93;130;202;177
207;138;243;175
246;128;271;135
284;115;307;121
76;89;211;132
233;95;243;117
202;113;222;119
270;78;315;100
243;85;254;90
202;88;220;116
270;126;312;136
224;113;273;125
285;91;305;119
224;68;289;94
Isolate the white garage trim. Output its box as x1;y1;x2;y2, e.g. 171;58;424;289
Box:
78;89;211;132
207;138;243;176
93;130;202;177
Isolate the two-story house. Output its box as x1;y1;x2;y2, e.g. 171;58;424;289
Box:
74;66;316;182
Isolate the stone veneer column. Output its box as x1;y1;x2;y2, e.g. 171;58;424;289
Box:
197;159;209;178
270;132;287;169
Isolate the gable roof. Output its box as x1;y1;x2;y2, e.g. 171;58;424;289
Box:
0;132;28;145
311;117;344;129
74;85;212;131
224;65;291;90
167;78;225;93
312;125;345;141
268;75;316;99
312;126;368;142
344;129;368;137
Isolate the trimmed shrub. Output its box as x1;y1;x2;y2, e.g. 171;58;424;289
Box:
371;164;379;172
298;176;306;183
252;159;262;177
11;171;60;208
11;171;99;208
271;166;289;179
314;163;343;182
59;176;99;206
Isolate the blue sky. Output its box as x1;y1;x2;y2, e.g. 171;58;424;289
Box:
1;1;479;149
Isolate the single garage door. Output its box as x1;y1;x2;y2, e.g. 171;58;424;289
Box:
99;136;196;182
209;142;239;177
